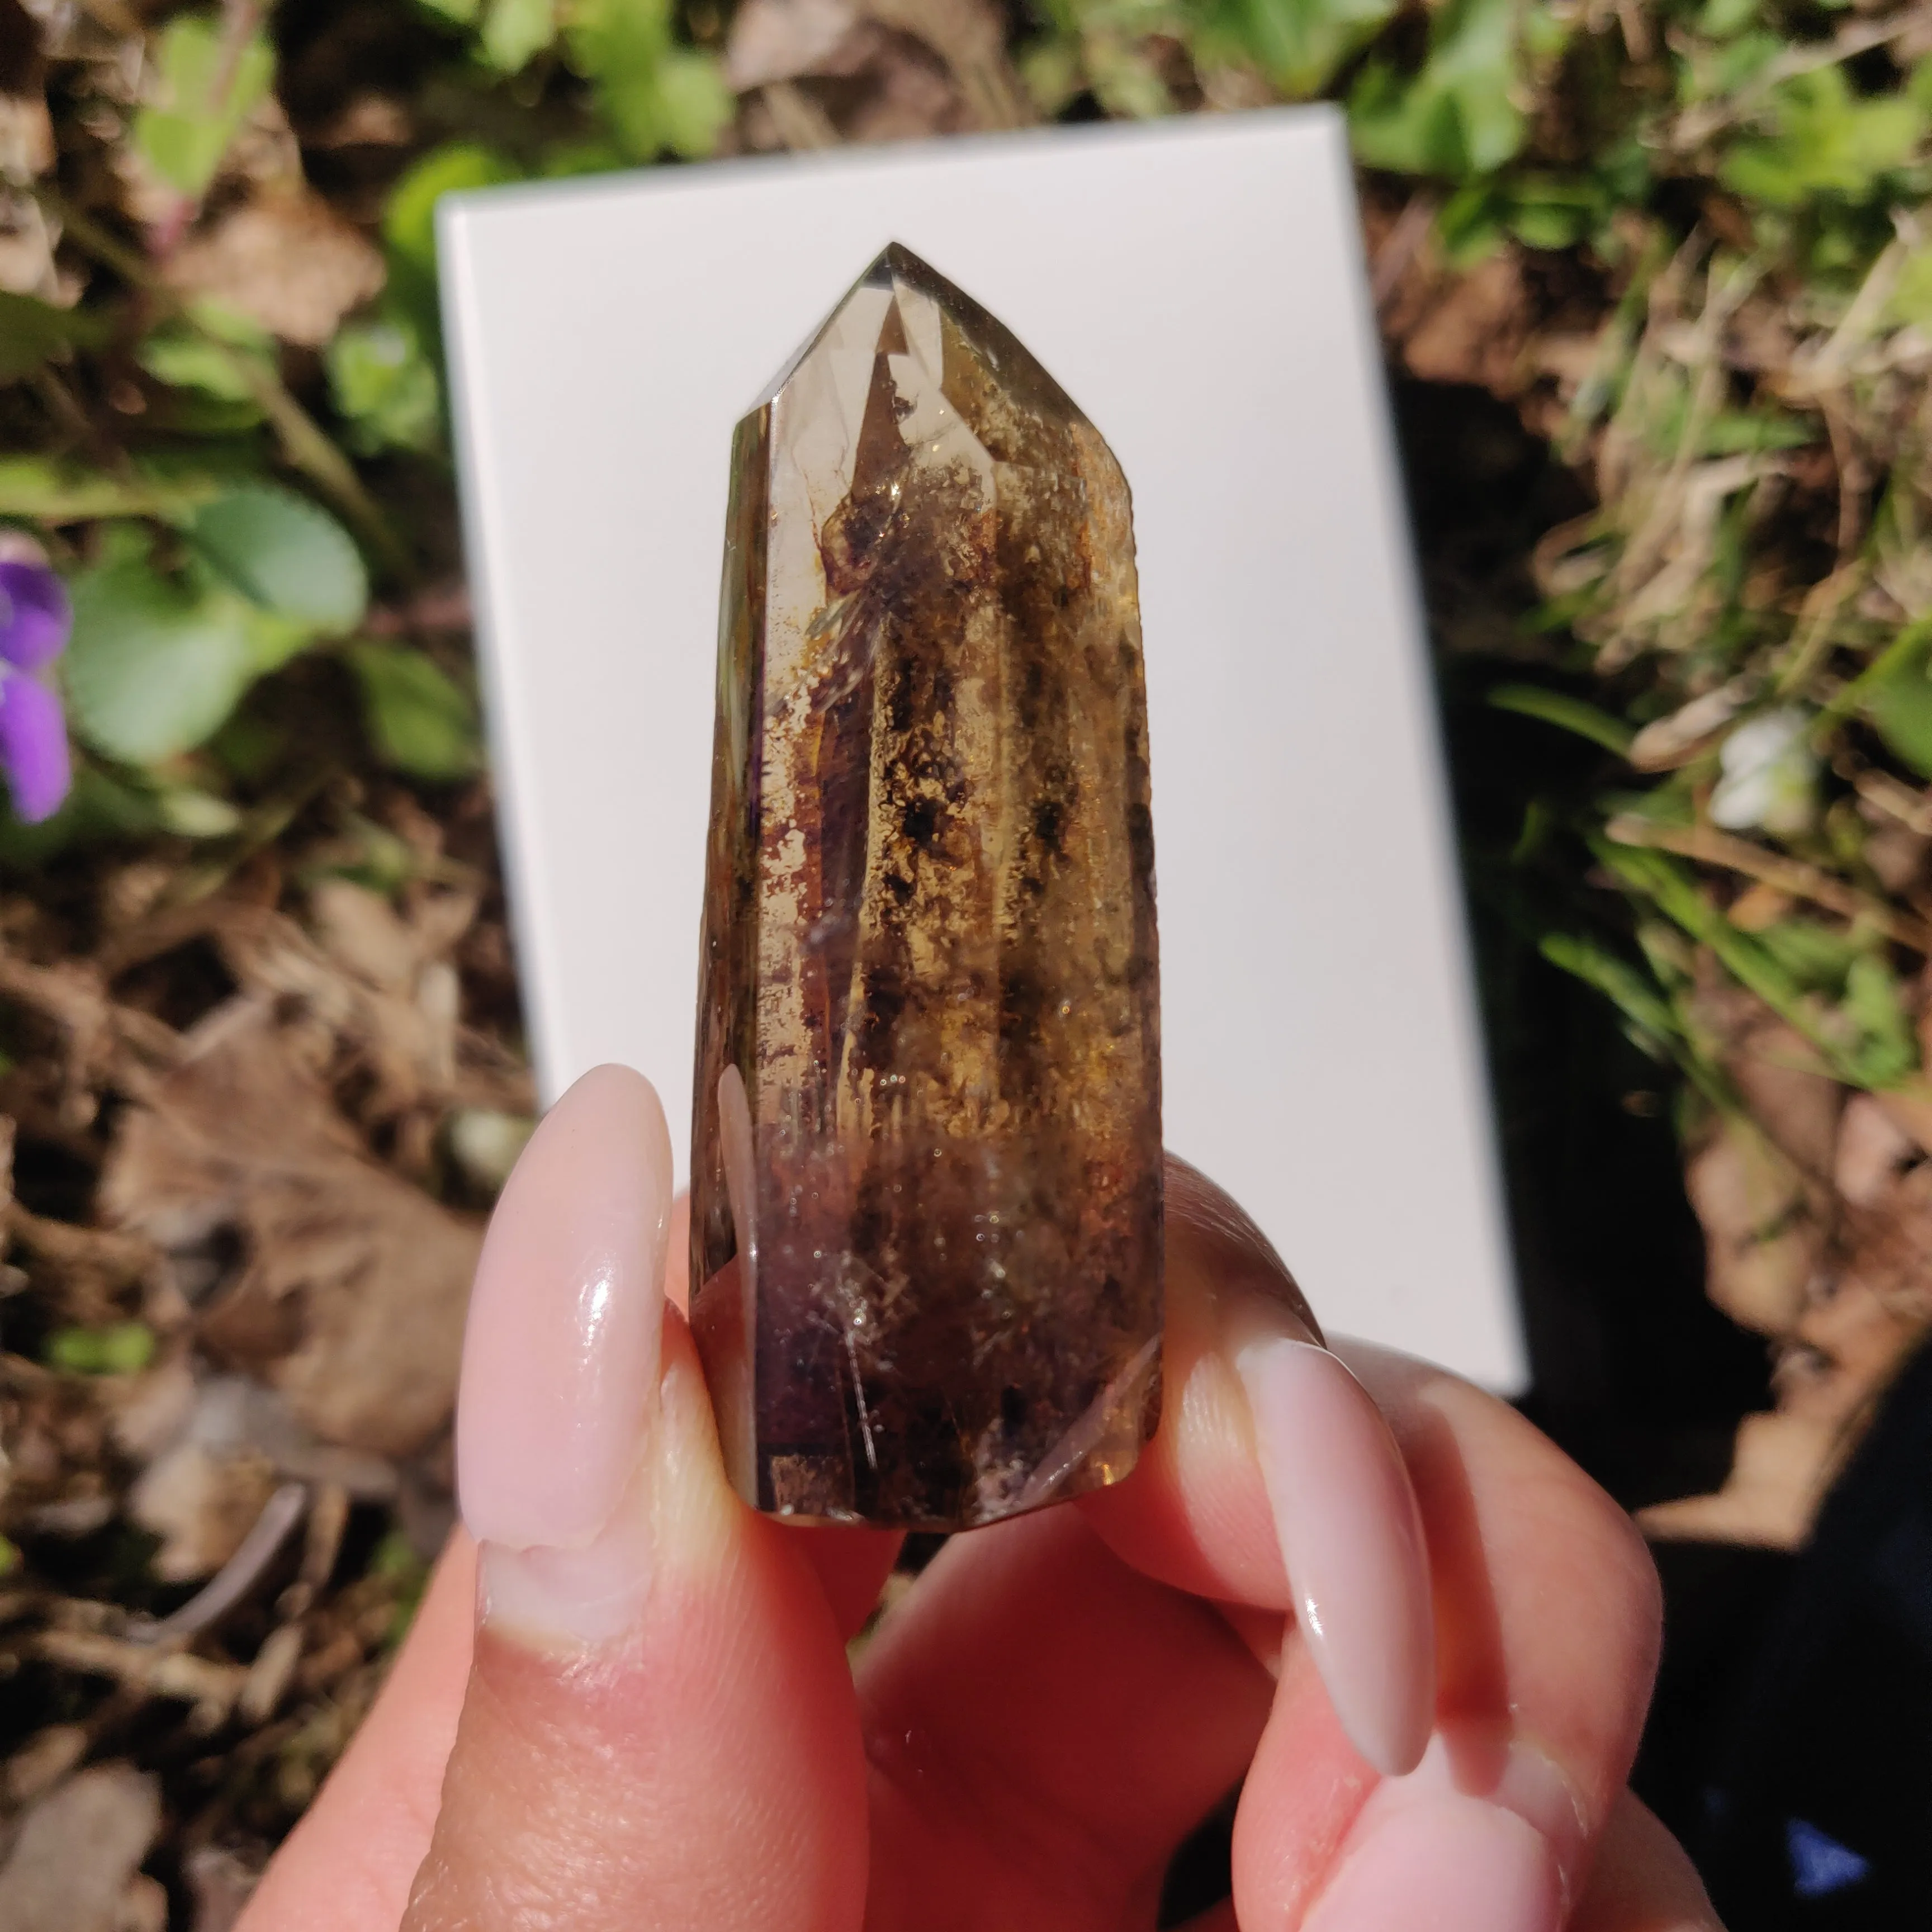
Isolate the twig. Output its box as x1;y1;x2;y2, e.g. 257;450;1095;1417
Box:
131;1483;309;1645
34;1627;248;1715
759;82;839;150
1372;190;1439;309
1605;812;1932;952
1668;6;1932;152
1855;769;1932;837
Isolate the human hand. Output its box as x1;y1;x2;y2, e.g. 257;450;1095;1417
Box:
238;1065;1719;1931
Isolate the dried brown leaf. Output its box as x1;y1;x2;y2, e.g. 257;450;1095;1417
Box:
1684;1120;1816;1334
1640;1409;1841;1549
100;1000;481;1457
161;191;384;349
0;1763;161;1932
126;1442;278;1583
1387;250;1534;399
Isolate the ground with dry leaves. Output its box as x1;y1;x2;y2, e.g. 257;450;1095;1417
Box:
9;0;1932;1924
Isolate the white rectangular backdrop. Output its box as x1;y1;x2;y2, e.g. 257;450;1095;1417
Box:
439;106;1527;1390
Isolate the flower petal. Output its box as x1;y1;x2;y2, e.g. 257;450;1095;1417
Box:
0;562;73;673
0;672;73;825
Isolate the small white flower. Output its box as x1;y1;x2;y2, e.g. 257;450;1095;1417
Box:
1711;707;1817;837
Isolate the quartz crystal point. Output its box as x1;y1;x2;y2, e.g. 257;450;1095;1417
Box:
689;243;1162;1529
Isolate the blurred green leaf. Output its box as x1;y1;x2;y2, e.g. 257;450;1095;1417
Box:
481;0;557;69
137;315;273;404
0;293;111;383
568;0;733;159
44;1322;157;1376
385;141;524;278
1541;932;1679;1049
184;483;368;633
0;764;166;865
1199;0;1395;98
1755;917;1862;992
1720;67;1926;210
0;459;218;523
1884;243;1932;329
1489;683;1635;755
132;12;276;198
152;786;244;838
63;556;259;763
326;314;443;454
1865;656;1932;776
1840;953;1917;1086
383;141;523;338
1349;0;1527;179
348;643;482;779
1698;0;1761;38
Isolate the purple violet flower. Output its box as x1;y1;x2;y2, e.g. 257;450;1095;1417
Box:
0;561;74;825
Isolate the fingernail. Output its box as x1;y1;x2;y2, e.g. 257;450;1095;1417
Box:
1234;1325;1434;1777
456;1064;674;1646
1302;1736;1579;1932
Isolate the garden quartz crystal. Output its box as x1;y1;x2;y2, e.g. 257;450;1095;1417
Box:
690;243;1163;1531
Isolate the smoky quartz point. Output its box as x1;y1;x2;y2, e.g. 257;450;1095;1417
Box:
689;243;1162;1530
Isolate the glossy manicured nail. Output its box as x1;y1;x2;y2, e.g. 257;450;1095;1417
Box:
1301;1736;1578;1932
1234;1325;1434;1777
456;1064;673;1645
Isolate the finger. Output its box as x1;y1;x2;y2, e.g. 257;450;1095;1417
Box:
238;1532;475;1932
860;1502;1272;1931
1081;1155;1435;1773
1230;1343;1661;1931
399;1064;867;1932
1569;1792;1725;1932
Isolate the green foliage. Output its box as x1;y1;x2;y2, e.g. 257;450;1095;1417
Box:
1720;67;1926;210
138;307;273;402
44;1322;157;1376
385;142;524;279
481;0;558;71
1489;684;1635;755
1863;651;1932;778
347;643;484;779
1349;0;1532;180
1199;0;1396;100
567;0;735;160
326;315;443;454
186;484;369;635
63;555;262;764
132;13;275;198
0;293;111;382
62;488;365;767
0;458;217;523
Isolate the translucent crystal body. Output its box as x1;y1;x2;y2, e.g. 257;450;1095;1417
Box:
689;243;1162;1528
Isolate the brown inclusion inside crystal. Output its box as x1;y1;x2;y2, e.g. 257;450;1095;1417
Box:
690;243;1161;1529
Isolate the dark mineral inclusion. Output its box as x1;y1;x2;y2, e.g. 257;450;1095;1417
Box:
689;243;1162;1529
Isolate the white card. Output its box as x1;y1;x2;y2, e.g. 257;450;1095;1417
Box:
439;105;1526;1390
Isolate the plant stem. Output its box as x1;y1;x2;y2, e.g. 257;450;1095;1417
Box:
39;192;411;579
1605;813;1932;953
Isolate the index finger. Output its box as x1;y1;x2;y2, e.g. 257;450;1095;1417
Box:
1079;1158;1664;1926
1082;1154;1435;1774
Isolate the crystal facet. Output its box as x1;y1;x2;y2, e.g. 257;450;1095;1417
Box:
690;244;1162;1530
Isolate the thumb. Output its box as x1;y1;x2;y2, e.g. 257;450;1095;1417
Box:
401;1065;867;1932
